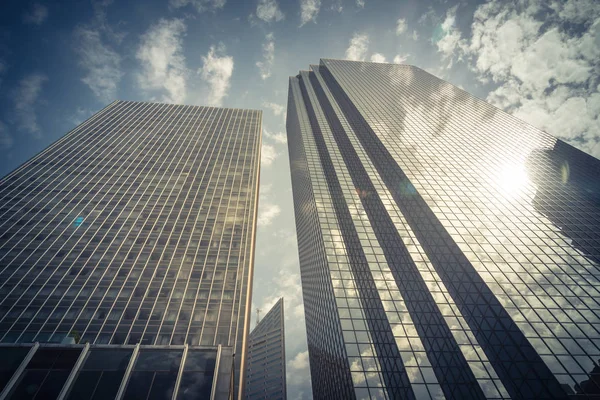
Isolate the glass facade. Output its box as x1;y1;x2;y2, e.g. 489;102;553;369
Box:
244;298;286;400
0;100;262;398
0;343;232;400
286;59;600;399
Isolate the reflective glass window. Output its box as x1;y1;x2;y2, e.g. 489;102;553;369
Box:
9;348;81;400
67;348;133;400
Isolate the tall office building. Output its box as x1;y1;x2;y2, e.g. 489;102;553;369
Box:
286;59;600;399
0;100;261;399
245;298;286;400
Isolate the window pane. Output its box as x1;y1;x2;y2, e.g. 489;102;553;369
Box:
83;349;133;371
176;372;214;400
122;371;153;400
133;350;181;371
183;350;217;372
147;371;178;400
0;347;30;393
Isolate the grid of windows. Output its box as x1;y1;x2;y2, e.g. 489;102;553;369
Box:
287;59;600;399
309;67;509;399
0;343;228;400
287;82;362;399
245;298;286;400
0;100;261;397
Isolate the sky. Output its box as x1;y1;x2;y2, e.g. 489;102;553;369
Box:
0;0;599;398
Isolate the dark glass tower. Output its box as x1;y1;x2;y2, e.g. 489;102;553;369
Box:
286;59;600;399
0;100;261;399
244;298;286;400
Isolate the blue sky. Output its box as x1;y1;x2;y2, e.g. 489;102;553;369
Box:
0;0;599;398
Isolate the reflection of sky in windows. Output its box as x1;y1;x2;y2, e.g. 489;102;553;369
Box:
0;345;222;400
289;60;600;398
315;64;508;398
0;100;261;400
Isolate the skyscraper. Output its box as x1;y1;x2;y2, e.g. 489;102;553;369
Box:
245;298;286;400
0;100;261;399
286;59;600;399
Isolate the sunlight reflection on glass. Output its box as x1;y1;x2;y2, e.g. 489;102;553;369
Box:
560;161;570;184
499;164;530;199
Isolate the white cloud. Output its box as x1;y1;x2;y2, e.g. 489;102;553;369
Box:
169;0;225;12
256;33;275;80
345;33;369;61
258;202;281;226
393;54;409;63
436;6;465;63
549;0;600;24
370;53;386;63
456;0;600;158
356;0;365;8
261;143;279;166
199;44;234;106
467;3;543;80
287;349;310;387
299;0;321;26
0;121;13;150
418;7;436;26
288;350;309;372
412;30;419;40
264;128;287;144
89;0;126;44
262;101;285;116
255;264;304;321
259;182;272;198
73;0;125;102
74;26;123;102
256;0;284;22
68;107;93;127
23;3;48;25
136;19;187;104
13;73;47;138
396;18;407;35
331;0;342;13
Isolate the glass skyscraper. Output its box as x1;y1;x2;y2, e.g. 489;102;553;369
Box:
244;298;286;400
0;100;261;399
286;59;600;399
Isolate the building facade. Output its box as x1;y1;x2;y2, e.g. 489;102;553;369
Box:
286;59;600;399
0;100;262;399
245;298;286;400
0;342;235;400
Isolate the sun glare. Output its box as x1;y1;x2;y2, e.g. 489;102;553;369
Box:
500;163;530;199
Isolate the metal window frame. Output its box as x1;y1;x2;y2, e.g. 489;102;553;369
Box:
0;342;39;400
